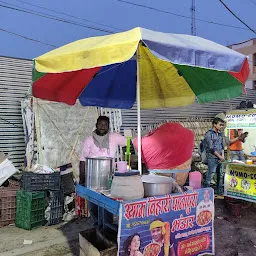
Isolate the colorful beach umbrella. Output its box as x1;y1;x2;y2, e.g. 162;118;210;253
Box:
32;27;249;110
31;27;250;173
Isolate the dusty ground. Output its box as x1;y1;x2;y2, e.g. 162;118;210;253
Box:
0;199;255;256
214;198;256;256
0;218;92;256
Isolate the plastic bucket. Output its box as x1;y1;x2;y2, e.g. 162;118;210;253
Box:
117;161;127;173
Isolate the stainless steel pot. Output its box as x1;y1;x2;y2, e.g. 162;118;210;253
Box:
86;157;113;190
142;175;174;197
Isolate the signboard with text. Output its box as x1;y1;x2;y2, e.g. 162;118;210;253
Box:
118;188;214;256
224;164;256;203
226;111;256;129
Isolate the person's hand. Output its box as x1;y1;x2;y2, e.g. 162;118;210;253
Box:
219;156;225;162
172;181;183;193
239;132;248;143
135;251;143;256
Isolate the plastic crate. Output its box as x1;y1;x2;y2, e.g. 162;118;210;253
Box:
15;190;46;230
61;172;75;195
21;172;61;191
8;179;20;189
0;187;19;227
46;190;64;225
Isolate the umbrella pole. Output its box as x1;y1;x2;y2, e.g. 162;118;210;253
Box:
136;50;142;175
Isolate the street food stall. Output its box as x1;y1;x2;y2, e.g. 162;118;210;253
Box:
224;110;256;203
30;27;249;255
76;184;215;256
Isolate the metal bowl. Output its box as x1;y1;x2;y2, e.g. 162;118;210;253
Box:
142;175;174;197
143;182;172;197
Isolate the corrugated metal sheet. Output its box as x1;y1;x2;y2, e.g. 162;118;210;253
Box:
121;90;256;130
0;56;32;168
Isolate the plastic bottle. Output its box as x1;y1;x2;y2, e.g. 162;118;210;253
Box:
189;171;202;189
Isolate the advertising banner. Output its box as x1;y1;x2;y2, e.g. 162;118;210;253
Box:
118;188;214;256
224;164;256;203
226;111;256;129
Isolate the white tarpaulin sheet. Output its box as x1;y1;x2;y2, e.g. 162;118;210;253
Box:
36;100;98;173
22;98;98;178
22;98;123;179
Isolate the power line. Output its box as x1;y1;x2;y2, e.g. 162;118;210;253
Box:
2;0;253;35
13;0;123;32
0;1;116;33
218;0;256;34
114;0;252;32
247;0;256;5
1;0;254;51
0;27;57;48
0;2;116;34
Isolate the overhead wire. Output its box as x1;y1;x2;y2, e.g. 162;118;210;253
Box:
114;0;252;32
1;0;255;51
0;27;57;48
13;0;123;32
247;0;256;5
0;2;116;34
1;0;254;33
218;0;256;34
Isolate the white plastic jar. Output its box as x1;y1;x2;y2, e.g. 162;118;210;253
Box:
110;171;144;201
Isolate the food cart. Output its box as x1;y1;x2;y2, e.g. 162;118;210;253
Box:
76;184;215;256
224;110;256;203
30;27;249;255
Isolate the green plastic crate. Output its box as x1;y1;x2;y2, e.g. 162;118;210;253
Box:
15;190;46;230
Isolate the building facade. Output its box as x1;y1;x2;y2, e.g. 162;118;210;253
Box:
229;39;256;89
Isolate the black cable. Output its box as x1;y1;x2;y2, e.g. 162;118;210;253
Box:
0;3;115;34
1;0;254;52
0;2;115;33
13;0;123;32
247;0;256;5
2;0;253;35
218;0;256;34
115;0;251;32
0;27;56;48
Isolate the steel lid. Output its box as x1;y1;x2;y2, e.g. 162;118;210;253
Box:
86;157;113;160
114;170;140;176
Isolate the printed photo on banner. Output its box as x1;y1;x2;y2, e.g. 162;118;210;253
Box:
196;189;214;227
118;188;215;256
